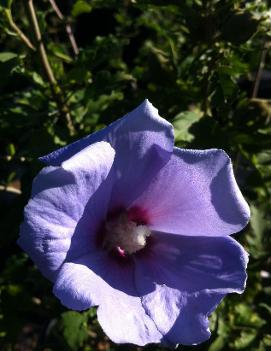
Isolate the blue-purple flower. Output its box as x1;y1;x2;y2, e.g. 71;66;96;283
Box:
18;100;250;347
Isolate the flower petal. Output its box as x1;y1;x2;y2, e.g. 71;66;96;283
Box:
135;233;248;295
18;142;115;281
53;252;163;345
139;285;224;346
131;147;250;236
97;292;162;346
53;252;135;309
134;233;248;345
40;100;174;208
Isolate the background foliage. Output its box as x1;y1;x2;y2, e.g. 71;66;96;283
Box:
0;0;271;350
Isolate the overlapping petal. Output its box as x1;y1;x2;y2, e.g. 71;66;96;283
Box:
97;292;162;346
40;100;174;208
53;252;163;346
18;142;115;280
139;285;225;346
130;147;250;236
53;252;135;309
134;233;248;345
135;233;248;296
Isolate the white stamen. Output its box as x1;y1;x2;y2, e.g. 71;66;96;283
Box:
104;213;151;254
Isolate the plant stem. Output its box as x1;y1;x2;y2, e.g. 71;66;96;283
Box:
4;8;36;51
48;0;79;56
26;0;75;135
252;43;268;98
27;0;56;84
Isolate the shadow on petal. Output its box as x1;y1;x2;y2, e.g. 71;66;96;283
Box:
163;291;225;345
109;143;173;209
211;163;250;226
32;167;75;197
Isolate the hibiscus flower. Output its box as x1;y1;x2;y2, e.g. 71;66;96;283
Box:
18;100;250;346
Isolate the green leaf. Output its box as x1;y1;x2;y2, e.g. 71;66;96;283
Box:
250;205;267;239
173;110;201;143
259;303;271;315
263;334;271;346
209;335;226;351
72;0;92;17
218;74;236;97
0;52;17;62
234;330;258;349
235;304;265;328
246;203;271;258
0;52;19;91
48;43;73;63
6;143;15;156
58;311;89;350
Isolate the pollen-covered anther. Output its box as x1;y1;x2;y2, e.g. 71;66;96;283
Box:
104;212;151;254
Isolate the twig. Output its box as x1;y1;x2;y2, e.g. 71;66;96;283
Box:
26;0;75;135
201;53;218;116
252;43;268;98
48;0;79;56
27;0;56;84
234;44;269;173
4;8;36;51
233;148;241;173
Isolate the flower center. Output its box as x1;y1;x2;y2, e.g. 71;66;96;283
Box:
103;212;151;255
